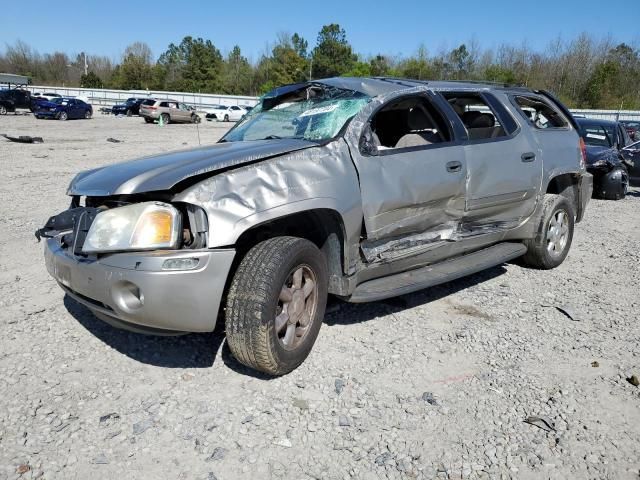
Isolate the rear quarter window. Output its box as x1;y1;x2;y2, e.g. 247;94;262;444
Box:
512;95;568;129
142;99;156;106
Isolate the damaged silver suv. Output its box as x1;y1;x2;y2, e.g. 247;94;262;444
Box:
38;78;593;375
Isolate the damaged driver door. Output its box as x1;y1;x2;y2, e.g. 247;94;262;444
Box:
348;92;467;263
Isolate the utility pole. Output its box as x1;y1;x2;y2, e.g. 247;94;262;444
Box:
308;56;313;81
83;52;88;76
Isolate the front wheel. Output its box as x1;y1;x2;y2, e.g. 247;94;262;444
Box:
225;237;328;376
224;114;229;122
0;105;7;115
522;194;575;269
84;110;92;119
58;111;68;121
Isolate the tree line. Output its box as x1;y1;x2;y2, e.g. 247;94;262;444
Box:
1;25;639;109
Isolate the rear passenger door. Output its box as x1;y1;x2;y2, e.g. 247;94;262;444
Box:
440;91;542;230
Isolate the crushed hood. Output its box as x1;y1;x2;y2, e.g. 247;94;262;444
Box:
67;139;316;196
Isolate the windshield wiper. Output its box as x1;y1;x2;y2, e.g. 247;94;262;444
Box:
260;135;308;141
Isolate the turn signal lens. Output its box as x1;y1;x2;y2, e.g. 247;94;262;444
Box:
131;210;174;248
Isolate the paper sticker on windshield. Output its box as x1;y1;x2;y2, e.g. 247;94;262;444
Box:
299;104;338;117
586;133;606;140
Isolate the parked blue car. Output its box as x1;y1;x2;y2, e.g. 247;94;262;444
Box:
35;98;92;120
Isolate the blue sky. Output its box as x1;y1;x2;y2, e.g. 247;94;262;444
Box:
3;0;638;62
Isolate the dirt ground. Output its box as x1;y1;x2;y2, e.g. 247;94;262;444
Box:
1;113;639;480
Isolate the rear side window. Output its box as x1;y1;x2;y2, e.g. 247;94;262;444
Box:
442;92;515;140
512;95;568;129
142;99;155;106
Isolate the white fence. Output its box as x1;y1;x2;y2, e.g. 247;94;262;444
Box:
571;109;640;121
17;85;640;121
24;85;259;109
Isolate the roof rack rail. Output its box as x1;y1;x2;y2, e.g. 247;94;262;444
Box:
373;76;527;89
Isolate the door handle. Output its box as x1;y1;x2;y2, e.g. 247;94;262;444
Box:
521;152;536;162
446;161;462;173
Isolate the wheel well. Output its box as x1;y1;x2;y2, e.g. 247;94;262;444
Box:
546;174;579;209
234;209;347;295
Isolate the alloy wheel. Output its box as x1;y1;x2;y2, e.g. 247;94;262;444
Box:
546;209;569;257
275;265;318;350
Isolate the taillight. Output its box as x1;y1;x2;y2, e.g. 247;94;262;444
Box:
148;106;157;110
579;137;587;169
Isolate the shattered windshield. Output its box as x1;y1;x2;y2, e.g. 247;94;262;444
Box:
222;85;370;142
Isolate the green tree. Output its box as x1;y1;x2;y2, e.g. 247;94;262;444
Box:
157;36;224;92
222;45;253;94
311;24;356;78
110;42;153;89
80;71;103;88
255;33;309;92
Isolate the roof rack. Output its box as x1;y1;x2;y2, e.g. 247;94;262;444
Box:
373;76;527;89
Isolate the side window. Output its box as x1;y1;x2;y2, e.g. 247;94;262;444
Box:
159;102;169;108
231;106;240;111
512;95;568;129
368;95;451;151
442;92;510;140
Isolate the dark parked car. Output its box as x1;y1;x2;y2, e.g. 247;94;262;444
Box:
620;120;640;142
622;140;640;184
35;97;93;121
111;98;146;116
576;118;633;199
0;89;37;114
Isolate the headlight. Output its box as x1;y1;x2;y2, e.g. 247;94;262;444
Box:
83;202;181;253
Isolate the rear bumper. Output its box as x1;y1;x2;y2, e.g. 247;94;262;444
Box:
576;172;593;222
45;239;235;333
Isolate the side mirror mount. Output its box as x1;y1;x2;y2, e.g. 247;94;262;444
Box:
360;124;379;156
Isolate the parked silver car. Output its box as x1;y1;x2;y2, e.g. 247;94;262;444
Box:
139;98;200;124
38;77;592;375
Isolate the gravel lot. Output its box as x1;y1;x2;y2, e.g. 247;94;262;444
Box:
1;113;639;480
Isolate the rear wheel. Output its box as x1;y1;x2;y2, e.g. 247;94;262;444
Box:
58;111;68;121
224;114;229;122
0;105;7;115
522;194;575;269
160;113;170;124
225;237;328;376
126;109;132;117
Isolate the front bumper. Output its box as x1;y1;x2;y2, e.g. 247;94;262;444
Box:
576;172;593;222
45;238;235;333
36;110;59;118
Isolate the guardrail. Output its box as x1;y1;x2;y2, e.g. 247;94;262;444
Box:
16;85;640;122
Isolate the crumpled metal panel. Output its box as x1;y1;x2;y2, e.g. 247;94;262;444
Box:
67;139;315;196
174;139;363;261
343;86;467;254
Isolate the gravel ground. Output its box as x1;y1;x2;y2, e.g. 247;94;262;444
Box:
1;113;639;480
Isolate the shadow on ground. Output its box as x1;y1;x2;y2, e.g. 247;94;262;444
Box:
64;264;508;372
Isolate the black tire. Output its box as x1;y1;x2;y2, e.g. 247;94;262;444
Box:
224;114;229;122
58;111;68;121
225;236;328;376
144;117;154;124
191;114;201;124
126;109;132;117
0;105;7;115
161;113;170;124
84;110;92;119
522;194;575;269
